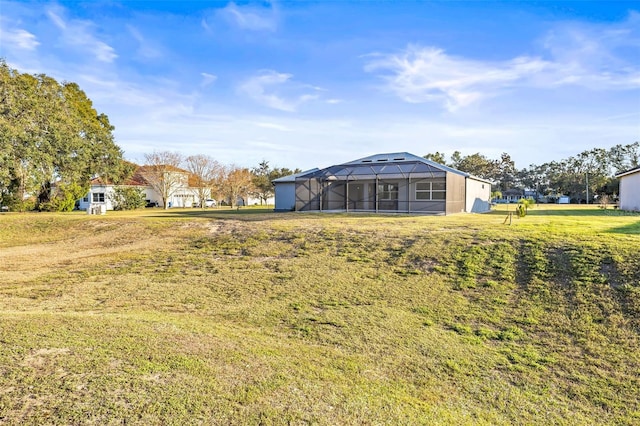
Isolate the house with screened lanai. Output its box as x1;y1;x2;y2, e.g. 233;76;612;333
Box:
273;152;491;214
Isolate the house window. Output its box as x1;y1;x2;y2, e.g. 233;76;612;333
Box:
83;196;89;202
92;192;105;203
415;180;446;200
378;183;398;200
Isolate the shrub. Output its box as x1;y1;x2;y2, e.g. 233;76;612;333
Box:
110;186;146;210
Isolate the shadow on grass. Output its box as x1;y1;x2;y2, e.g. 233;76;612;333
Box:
142;207;281;221
491;208;640;218
606;221;640;235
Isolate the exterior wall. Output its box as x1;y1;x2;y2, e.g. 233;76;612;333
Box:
445;172;466;215
168;187;197;208
275;183;296;211
407;177;446;213
143;187;163;207
465;178;491;213
80;185;160;210
78;184;116;211
619;172;640;211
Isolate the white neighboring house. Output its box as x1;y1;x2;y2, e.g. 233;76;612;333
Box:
616;166;640;212
78;165;210;211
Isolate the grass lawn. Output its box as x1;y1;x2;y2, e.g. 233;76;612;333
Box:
0;205;639;425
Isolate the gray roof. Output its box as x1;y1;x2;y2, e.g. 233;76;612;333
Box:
272;168;319;183
274;152;492;184
341;152;475;177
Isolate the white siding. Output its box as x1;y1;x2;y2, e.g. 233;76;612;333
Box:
620;171;640;212
79;185;116;211
465;178;491;213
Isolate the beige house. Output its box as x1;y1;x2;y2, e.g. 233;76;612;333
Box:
273;152;491;214
616;166;640;212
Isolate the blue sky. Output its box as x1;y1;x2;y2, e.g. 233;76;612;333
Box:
1;1;639;171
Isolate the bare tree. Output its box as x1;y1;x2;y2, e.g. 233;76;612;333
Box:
184;154;220;208
218;165;254;208
141;151;184;209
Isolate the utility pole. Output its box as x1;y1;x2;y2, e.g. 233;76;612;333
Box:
586;172;589;204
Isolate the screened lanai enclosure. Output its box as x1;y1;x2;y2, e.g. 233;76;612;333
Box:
273;153;491;215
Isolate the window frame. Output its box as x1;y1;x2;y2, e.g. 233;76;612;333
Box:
415;180;446;201
378;182;399;200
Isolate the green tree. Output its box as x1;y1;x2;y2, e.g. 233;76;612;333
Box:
455;153;498;181
270;167;301;181
450;151;463;169
251;162;301;205
495;153;517;192
609;142;639;174
423;152;447;165
0;60;127;211
251;160;273;205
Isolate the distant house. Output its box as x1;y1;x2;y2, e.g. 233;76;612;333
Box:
616;166;640;212
494;188;524;203
78;165;210;211
273;152;491;214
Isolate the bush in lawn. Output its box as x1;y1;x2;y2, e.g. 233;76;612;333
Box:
110;187;146;210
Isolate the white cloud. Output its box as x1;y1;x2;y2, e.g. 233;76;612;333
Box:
0;28;40;50
254;121;292;131
364;46;550;111
46;7;117;63
539;12;640;90
127;25;162;59
201;72;218;87
218;1;278;32
239;70;320;112
365;12;640;111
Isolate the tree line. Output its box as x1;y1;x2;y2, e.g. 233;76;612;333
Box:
140;151;298;210
3;61;637;210
424;143;639;203
0;62;297;211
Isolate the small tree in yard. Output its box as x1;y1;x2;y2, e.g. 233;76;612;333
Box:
141;151;184;209
185;154;220;208
252;161;302;205
597;194;611;209
219;165;254;208
251;160;272;205
517;198;535;217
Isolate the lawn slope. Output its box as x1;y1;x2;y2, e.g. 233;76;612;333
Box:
0;207;638;425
